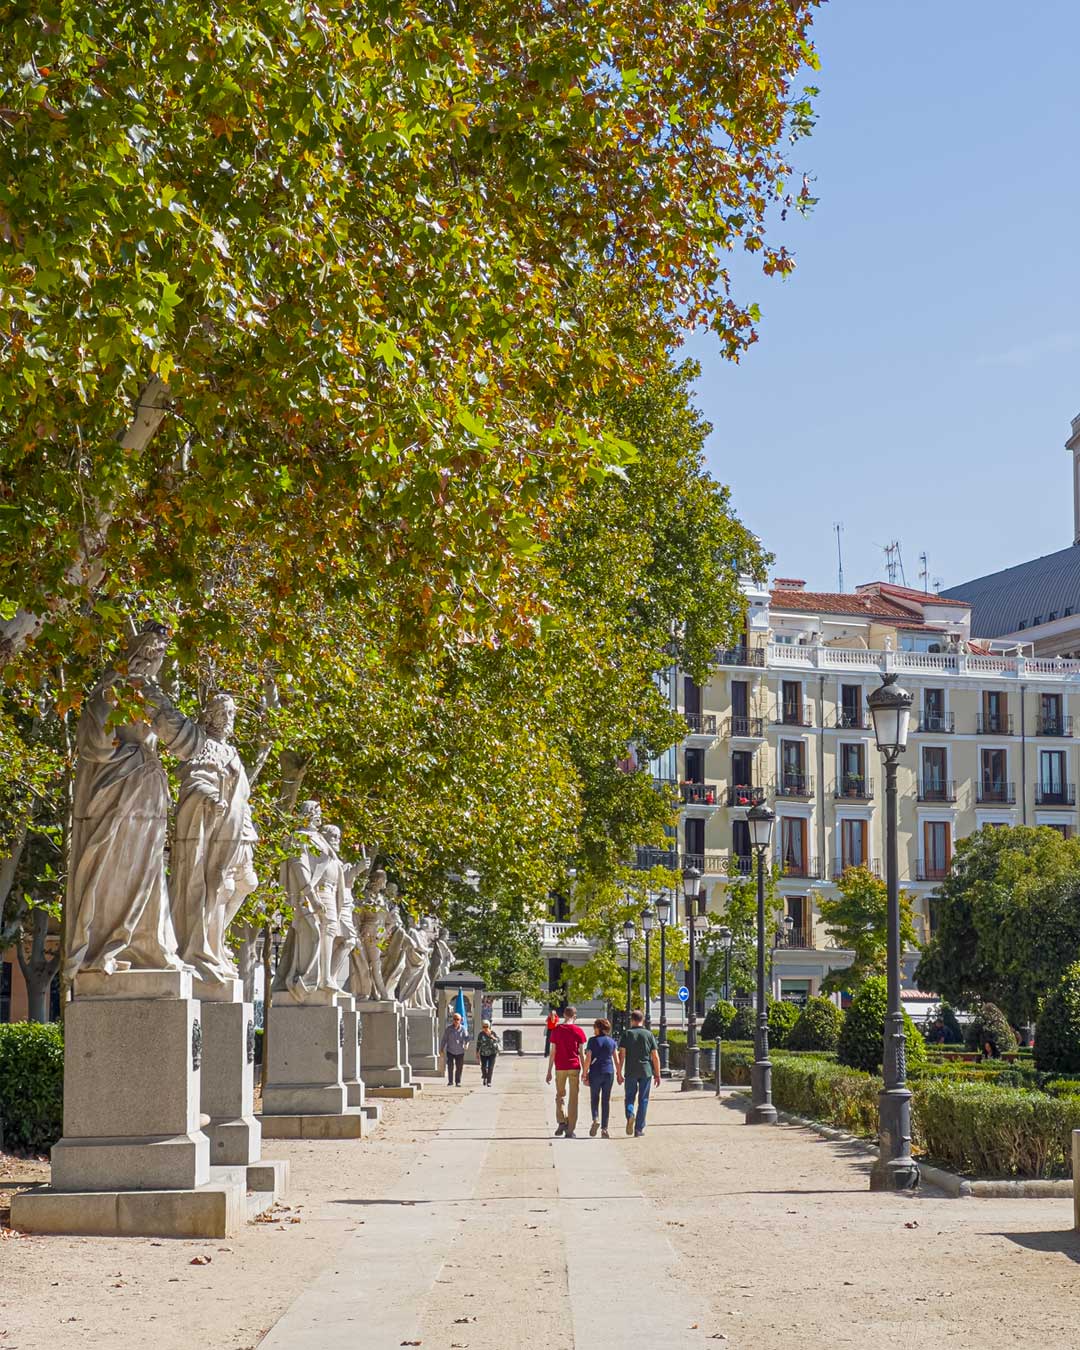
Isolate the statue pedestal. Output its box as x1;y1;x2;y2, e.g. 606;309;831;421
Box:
356;999;419;1098
259;995;372;1138
406;1007;440;1076
12;973;249;1238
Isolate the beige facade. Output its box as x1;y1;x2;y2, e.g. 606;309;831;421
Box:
670;579;1080;1002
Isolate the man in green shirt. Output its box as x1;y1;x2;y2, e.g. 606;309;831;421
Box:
617;1009;661;1137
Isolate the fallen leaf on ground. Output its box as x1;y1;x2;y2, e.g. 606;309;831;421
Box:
905;1220;919;1229
189;1256;212;1266
453;1316;477;1324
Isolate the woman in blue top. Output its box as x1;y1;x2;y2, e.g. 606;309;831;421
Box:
582;1017;621;1137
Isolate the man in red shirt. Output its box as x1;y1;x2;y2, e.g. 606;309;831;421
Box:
546;1005;588;1138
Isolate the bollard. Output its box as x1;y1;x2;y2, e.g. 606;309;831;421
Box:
715;1036;723;1094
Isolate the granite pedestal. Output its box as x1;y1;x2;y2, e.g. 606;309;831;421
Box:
356;998;419;1097
259;992;373;1137
12;969;247;1238
406;1006;440;1076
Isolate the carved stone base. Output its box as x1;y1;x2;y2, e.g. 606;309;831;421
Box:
406;1007;440;1075
355;999;412;1089
257;1107;372;1139
262;1002;347;1117
11;1180;244;1239
200;1000;261;1167
336;993;366;1109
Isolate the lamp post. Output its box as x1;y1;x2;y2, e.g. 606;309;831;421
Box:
657;890;673;1075
746;802;777;1125
867;673;920;1191
641;903;656;1027
717;925;733;1002
681;865;705;1091
622;917;636;1032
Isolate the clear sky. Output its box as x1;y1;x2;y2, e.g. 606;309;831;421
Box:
686;0;1080;595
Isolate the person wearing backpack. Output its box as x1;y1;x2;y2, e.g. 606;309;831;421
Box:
476;1020;501;1085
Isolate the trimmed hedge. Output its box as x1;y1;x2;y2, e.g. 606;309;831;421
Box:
701;1001;736;1041
964;1003;1018;1057
768;999;801;1049
0;1021;64;1153
769;1055;880;1137
912;1080;1080;1179
788;996;844;1052
1035;963;1080;1075
837;976;926;1073
728;1004;757;1042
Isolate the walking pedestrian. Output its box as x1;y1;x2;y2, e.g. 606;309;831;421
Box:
476;1020;501;1085
617;1009;660;1137
544;1005;560;1057
440;1010;470;1086
546;1005;587;1138
582;1017;620;1138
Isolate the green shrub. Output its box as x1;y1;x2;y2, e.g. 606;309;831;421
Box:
769;1055;881;1137
701;1000;737;1041
1036;963;1080;1075
924;1003;965;1045
718;1042;754;1084
836;976;926;1073
0;1021;64;1153
767;999;801;1049
728;1004;757;1042
911;1080;1080;1178
1041;1077;1080;1099
788;996;845;1052
964;1003;1018;1057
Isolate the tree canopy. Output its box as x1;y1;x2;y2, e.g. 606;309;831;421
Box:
817;864;917;996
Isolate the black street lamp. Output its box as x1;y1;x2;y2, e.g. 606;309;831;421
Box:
657;890;673;1075
622;916;636;1029
681;865;705;1092
641;903;656;1027
746;802;777;1125
717;925;733;1002
867;673;919;1192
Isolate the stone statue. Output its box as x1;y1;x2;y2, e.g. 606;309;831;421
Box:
349;867;390;1001
172;693;259;986
428;921;457;993
271;800;341;1002
65;623;205;982
397;916;434;1009
322;825;358;992
379;886;409;999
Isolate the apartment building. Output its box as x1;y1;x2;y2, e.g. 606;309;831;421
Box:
660;576;1080;1004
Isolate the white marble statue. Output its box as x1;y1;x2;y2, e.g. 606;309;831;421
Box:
323;825;358;992
397;916;434;1009
428;921;457;993
172;693;259;985
379;886;409;999
271;800;341;1002
349;867;390;1001
65;623;205;982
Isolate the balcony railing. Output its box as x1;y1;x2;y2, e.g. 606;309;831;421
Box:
977;781;1015;804
1035;783;1076;806
684;712;718;736
635;846;678;870
727;783;767;807
726;715;765;739
917;712;954;733
776;773;814;798
832;858;881;879
914;860;951;881
716;646;765;667
778;856;822;880
774;925;813;950
680;781;719;806
775;705;813;727
1037;714;1074;737
918;778;957;802
976;713;1013;735
833;776;874;801
538;922;594;948
833;711;871;730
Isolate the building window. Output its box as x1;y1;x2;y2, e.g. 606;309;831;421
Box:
981;690;1008;734
923;822;951;879
838;743;866;795
1039;750;1068;803
839;818;868;870
980;748;1008;801
731;679;748;719
684;817;705;867
900;634;946;653
839;684;862;727
684;747;705;784
732;819;751;868
1044;823;1073;839
780;817;808;875
781;680;804;724
921;746;949;799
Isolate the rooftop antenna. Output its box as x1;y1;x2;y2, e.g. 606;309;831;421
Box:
834;522;844;593
918;551;930;595
879;540;904;585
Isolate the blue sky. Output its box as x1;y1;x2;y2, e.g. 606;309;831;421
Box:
686;0;1080;594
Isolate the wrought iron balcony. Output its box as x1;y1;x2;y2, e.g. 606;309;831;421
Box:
726;783;767;807
918;779;957;802
1035;783;1076;806
833;711;870;730
680;781;719;806
715;646;765;667
684;712;718;736
776;773;813;798
726;715;765;739
1037;714;1074;737
914;859;951;881
774;925;813;950
778;856;822;880
917;712;954;733
976;713;1013;735
775;705;813;727
977;781;1015;804
726;854;755;876
833;775;874;801
635;846;678;871
832;858;881;879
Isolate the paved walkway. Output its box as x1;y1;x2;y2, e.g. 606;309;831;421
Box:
261;1056;706;1349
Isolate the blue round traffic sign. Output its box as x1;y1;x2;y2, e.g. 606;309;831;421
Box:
677;985;690;1003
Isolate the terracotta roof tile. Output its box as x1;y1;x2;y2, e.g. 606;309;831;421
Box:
768;589;924;622
863;582;970;609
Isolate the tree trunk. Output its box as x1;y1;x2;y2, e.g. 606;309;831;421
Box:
0;375;170;663
277;749;310;813
260;917;273;1092
0;822;29;948
17;908;60;1023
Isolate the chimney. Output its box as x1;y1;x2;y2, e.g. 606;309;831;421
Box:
774;578;806;591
